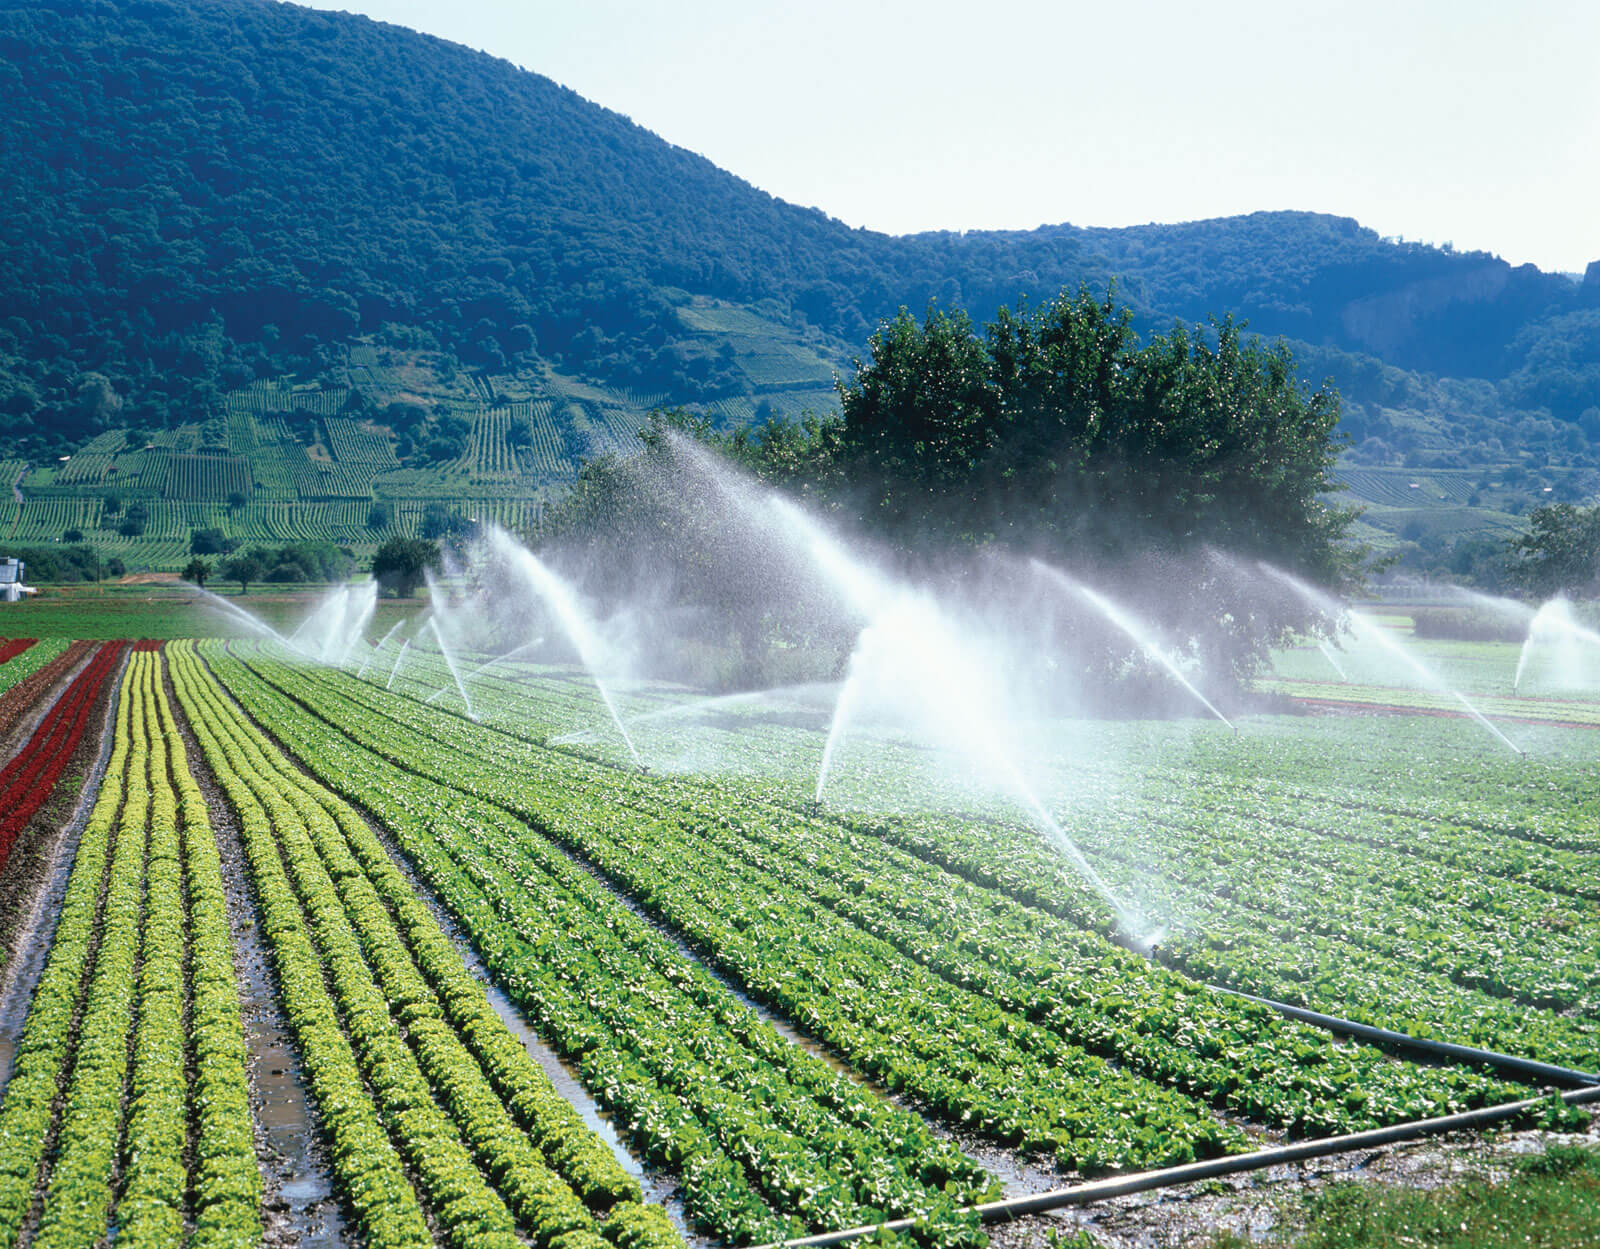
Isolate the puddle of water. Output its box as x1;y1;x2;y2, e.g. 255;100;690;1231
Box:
221;842;347;1247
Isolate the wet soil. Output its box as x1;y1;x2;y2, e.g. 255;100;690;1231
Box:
983;1117;1600;1248
162;664;347;1249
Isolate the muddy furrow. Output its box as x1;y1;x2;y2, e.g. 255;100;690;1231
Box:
160;660;347;1249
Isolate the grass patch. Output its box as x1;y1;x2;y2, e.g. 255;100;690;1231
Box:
1207;1143;1600;1249
6;584;425;638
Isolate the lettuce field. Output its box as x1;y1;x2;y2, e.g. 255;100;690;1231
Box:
0;620;1596;1248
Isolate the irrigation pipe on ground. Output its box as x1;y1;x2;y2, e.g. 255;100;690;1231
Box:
758;1082;1600;1247
1203;984;1600;1089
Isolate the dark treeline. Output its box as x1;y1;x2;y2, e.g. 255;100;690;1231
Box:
3;545;124;582
2;0;1597;465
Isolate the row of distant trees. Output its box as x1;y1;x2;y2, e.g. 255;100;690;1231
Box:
184;535;439;596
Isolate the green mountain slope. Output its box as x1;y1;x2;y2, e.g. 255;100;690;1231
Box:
1;0;1596;572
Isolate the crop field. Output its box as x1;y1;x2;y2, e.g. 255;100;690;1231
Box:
325;417;400;467
0;640;68;696
165;454;252;502
0;588;1595;1249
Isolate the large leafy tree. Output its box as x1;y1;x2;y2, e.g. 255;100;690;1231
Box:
221;552;265;595
371;537;440;598
759;289;1366;677
835;290;1358;578
549;291;1369;683
1506;504;1600;598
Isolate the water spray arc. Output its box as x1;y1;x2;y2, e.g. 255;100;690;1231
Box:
358;618;408;680
555;681;833;748
488;527;643;769
189;587;295;647
386;636;412;690
427;615;478;721
765;497;1142;935
1032;562;1234;730
458;638;547;687
1514;597;1600;694
286;582;378;665
1260;564;1523;756
1315;639;1348;681
814;656;871;805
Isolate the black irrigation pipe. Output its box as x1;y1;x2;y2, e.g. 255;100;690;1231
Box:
1203;984;1600;1090
759;1083;1600;1248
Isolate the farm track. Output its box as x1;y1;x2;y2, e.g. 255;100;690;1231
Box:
216;653;1524;1158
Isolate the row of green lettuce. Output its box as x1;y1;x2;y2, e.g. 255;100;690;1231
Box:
201;642;998;1246
169;642;679;1249
0;651;261;1248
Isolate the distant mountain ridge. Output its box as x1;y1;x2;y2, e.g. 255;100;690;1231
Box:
0;0;1596;473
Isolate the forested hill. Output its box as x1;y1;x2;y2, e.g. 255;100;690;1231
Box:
1;0;1598;466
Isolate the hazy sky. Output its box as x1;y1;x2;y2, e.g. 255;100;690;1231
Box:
297;0;1600;274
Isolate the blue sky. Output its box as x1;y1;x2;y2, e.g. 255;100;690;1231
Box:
298;0;1600;274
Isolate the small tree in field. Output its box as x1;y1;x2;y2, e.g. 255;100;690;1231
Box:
223;551;265;595
182;557;211;588
372;537;439;598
